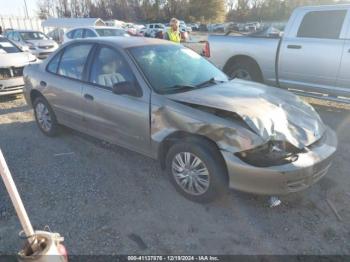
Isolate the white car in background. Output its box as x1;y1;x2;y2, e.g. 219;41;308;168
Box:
144;23;165;37
63;26;130;43
179;20;192;32
0;36;37;96
4;30;58;59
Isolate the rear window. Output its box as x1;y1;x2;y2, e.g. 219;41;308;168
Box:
47;52;61;74
297;10;347;39
0;38;21;53
57;44;93;80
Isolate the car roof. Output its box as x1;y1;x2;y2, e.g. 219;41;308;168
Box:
68;26;124;31
69;36;174;49
16;30;42;33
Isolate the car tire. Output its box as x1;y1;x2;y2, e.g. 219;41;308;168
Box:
33;96;59;137
226;59;263;82
165;138;228;203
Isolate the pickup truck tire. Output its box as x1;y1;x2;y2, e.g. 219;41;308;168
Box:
225;59;263;83
165;139;228;203
33;96;59;137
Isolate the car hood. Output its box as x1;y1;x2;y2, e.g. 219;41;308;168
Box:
25;39;56;47
166;79;325;149
0;52;34;67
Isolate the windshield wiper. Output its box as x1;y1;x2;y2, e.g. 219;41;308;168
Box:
196;77;216;88
196;77;227;88
160;84;197;94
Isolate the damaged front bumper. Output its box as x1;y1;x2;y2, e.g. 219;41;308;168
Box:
221;127;337;195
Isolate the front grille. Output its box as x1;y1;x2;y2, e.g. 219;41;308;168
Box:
0;68;12;80
12;67;24;77
0;66;24;79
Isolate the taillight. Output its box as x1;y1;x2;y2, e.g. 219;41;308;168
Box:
202;41;210;58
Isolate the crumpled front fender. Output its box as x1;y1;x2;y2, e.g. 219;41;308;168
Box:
151;97;265;156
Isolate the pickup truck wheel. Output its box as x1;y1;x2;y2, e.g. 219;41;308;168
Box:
33;96;59;137
226;59;262;82
165;140;228;203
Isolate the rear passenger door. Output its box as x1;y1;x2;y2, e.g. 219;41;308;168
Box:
44;43;94;132
278;9;347;95
82;45;151;155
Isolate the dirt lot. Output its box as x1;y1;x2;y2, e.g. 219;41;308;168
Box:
0;94;349;255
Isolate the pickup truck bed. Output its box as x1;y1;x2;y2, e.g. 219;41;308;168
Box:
206;4;350;102
208;35;280;86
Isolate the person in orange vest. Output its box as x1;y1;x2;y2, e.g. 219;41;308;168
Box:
164;18;181;43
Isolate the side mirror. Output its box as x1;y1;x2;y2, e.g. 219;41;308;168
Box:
112;81;141;97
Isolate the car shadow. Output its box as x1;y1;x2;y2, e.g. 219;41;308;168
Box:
0;105;30;115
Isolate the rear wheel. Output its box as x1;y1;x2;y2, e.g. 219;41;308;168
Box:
165;139;228;203
33;96;59;137
225;59;262;82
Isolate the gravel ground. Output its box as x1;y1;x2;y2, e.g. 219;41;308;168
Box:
0;94;349;255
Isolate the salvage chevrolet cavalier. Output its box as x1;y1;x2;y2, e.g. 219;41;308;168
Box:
23;37;337;202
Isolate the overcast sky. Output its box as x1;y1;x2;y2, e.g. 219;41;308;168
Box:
0;0;38;17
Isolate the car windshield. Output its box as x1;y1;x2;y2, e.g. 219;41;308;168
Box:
0;38;21;53
129;44;228;94
95;29;128;37
20;31;49;40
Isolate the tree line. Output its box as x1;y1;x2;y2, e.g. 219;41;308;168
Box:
227;0;346;22
37;0;344;23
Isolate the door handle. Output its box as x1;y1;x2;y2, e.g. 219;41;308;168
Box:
287;45;302;49
40;81;47;87
84;94;94;101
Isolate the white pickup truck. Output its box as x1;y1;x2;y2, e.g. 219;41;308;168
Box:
206;4;350;100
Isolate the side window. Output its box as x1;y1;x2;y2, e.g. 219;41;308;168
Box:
47;52;62;74
84;29;96;38
66;30;75;39
297;10;347;39
90;46;135;89
73;29;83;39
13;33;20;41
149;25;153;29
7;32;13;40
58;44;93;80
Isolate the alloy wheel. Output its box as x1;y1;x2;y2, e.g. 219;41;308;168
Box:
171;152;210;196
35;102;52;132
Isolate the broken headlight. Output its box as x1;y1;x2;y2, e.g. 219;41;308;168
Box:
235;140;301;167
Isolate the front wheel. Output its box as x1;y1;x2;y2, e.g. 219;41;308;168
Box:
33;96;59;137
165;139;228;203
